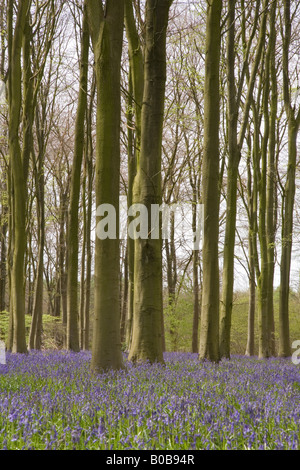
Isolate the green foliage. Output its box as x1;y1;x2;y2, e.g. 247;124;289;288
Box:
164;291;194;352
163;289;300;355
1;289;299;354
0;311;62;346
0;311;9;342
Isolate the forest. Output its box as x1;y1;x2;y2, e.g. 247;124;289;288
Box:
0;0;299;451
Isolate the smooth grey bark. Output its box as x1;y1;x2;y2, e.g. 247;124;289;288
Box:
124;0;144;350
266;0;277;356
198;0;222;363
128;0;172;364
0;185;7;313
67;1;89;352
7;0;32;353
245;150;256;357
83;79;95;351
87;0;125;371
278;0;300;357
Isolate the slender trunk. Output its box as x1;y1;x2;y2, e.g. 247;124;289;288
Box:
279;0;300;357
165;211;177;350
220;0;269;359
120;243;128;344
219;0;239;360
0;200;7;313
266;1;277;356
79;167;86;350
83;167;92;350
61;191;68;326
67;3;89;352
245;263;256;356
192;192;200;353
279;122;297;356
257;41;271;359
124;0;144;350
8;0;32;354
245;152;256;356
29;149;45;350
125;72;135;350
198;0;222;363
6;163;13;350
83;84;94;351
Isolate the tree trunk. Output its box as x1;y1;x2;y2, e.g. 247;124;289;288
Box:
245;152;256;356
124;0;144;351
6;163;13;351
0;198;7;313
8;0;32;354
120;243;128;344
125;72;135;350
219;0;239;360
67;3;89;352
278;0;300;357
165;211;177;350
87;0;125;371
79;167;86;350
245;261;256;356
192;249;200;354
220;0;268;359
128;0;172;364
266;0;277;356
257;31;272;359
198;0;222;363
29;147;45;350
83;83;94;351
279;122;298;356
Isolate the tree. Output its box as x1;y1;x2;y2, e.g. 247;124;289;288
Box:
80;77;95;351
66;0;89;352
278;0;300;357
219;0;269;359
87;0;125;372
128;0;173;364
198;0;222;363
124;0;144;350
7;0;32;353
29;0;62;350
266;0;278;356
245;144;256;356
0;1;8;316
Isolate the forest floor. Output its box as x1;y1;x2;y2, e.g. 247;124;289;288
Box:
0;351;299;450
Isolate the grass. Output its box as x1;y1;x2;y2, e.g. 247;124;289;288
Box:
163;288;300;355
0;312;63;347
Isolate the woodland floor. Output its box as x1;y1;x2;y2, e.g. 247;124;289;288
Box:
0;351;299;450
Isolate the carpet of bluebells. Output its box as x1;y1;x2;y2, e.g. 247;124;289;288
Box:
0;351;299;450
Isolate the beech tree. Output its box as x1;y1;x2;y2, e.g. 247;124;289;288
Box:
128;0;173;364
2;0;300;362
278;0;300;357
219;0;269;359
66;0;89;352
198;0;222;363
7;0;32;353
124;0;144;350
29;0;62;350
0;1;7;316
87;0;125;372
